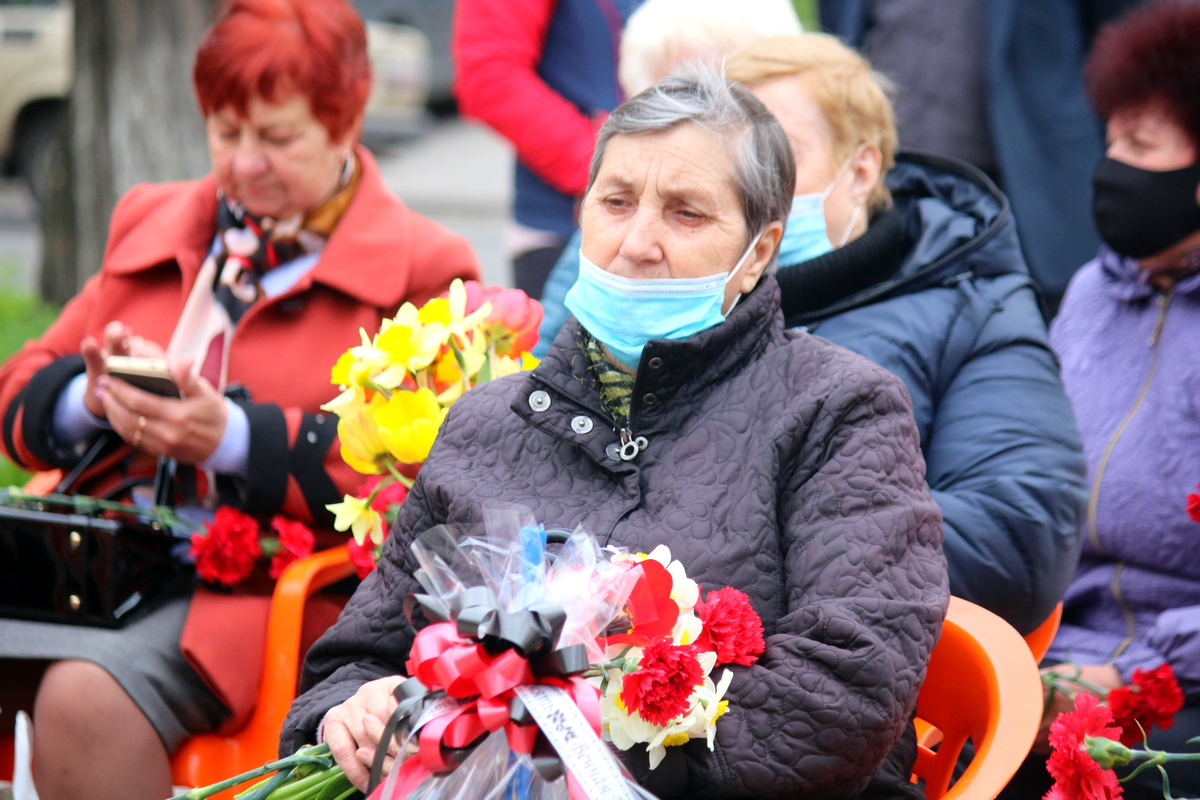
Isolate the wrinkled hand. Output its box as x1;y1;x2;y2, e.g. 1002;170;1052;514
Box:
96;357;227;464
323;676;412;791
80;321;166;419
1033;663;1123;754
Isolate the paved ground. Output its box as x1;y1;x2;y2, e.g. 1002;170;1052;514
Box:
0;117;515;300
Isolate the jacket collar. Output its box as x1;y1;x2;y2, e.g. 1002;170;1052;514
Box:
102;145;415;307
1099;246;1200;301
518;275;785;434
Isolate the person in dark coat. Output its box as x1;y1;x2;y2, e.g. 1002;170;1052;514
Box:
818;0;1146;311
283;64;948;799
726;34;1087;636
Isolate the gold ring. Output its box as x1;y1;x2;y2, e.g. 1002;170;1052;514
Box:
137;415;148;431
132;415;147;448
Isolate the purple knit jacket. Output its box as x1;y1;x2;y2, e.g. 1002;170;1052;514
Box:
1048;248;1200;699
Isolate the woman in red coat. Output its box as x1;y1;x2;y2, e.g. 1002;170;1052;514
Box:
0;2;479;799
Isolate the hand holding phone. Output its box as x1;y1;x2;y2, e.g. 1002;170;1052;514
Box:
104;355;181;398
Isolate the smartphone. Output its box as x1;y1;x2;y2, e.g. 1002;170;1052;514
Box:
104;355;181;398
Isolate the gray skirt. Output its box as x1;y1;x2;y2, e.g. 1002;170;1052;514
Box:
0;587;229;751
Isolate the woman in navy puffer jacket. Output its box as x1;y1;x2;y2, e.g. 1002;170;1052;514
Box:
727;34;1088;635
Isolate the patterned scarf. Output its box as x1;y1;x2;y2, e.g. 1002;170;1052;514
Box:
577;328;635;427
214;155;362;324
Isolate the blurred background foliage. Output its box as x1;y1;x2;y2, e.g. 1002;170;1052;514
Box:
0;288;58;486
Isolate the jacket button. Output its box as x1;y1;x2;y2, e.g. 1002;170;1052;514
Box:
571;415;594;434
642;392;658;406
528;390;551;412
648;357;663;369
606;443;622;461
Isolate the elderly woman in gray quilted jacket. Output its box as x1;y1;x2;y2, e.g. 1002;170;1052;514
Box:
283;64;948;800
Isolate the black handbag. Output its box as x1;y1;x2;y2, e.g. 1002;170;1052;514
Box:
0;435;193;628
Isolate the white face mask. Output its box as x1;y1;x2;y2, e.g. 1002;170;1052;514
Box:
564;230;765;369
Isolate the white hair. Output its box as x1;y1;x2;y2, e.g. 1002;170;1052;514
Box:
618;0;804;96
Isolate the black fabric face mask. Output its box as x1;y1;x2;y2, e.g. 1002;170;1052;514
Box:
1092;156;1200;260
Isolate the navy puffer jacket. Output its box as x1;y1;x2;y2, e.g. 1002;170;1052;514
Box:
778;151;1087;635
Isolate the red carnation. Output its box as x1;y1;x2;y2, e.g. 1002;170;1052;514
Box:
1106;664;1184;745
1187;486;1200;523
268;515;315;579
347;536;379;579
191;506;262;587
694;587;766;666
620;639;704;727
1045;694;1124;800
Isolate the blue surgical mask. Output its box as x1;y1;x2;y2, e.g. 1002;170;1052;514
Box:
777;155;858;268
564;230;764;369
777;193;834;266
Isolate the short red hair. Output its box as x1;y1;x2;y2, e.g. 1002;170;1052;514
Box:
193;0;372;142
1085;0;1200;150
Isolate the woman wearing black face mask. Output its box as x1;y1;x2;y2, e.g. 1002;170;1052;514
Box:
1002;2;1200;799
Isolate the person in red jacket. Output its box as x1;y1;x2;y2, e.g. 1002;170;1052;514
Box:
0;3;479;799
452;0;644;299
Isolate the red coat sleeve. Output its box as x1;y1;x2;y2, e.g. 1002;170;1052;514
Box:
452;0;601;197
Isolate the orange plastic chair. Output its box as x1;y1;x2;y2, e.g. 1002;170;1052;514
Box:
169;545;355;789
1022;603;1063;663
912;597;1043;800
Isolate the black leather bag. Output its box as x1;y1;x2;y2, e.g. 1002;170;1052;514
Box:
0;437;192;628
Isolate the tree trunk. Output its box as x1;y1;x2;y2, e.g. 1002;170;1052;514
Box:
41;0;216;303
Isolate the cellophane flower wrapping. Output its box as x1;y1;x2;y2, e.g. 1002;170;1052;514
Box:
375;507;657;800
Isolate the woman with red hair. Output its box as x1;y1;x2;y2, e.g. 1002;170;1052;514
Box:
1005;2;1200;798
0;2;479;798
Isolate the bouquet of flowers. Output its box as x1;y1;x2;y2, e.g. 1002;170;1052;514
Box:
173;508;768;800
322;280;542;568
1040;669;1189;800
596;547;765;769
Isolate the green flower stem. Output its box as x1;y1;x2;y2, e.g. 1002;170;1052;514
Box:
0;487;202;536
364;379;393;401
234;767;297;800
386;463;414;489
166;747;334;800
448;340;473;394
257;766;343;800
1113;747;1200;786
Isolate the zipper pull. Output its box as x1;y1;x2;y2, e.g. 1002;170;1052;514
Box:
618;428;649;461
1149;291;1171;347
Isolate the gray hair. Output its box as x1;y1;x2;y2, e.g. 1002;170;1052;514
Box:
587;61;795;265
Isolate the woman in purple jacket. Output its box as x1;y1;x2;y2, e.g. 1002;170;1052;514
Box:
1021;2;1200;797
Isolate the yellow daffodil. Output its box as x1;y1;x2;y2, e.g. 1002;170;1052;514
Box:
335;393;390;475
418;279;490;341
373;305;447;384
329;328;394;390
374;387;448;465
327;495;384;545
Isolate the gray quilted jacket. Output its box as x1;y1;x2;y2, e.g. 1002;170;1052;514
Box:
283;277;949;799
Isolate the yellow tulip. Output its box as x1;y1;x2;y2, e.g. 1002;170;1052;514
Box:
327;495;384;545
374;387;447;465
336;393;391;475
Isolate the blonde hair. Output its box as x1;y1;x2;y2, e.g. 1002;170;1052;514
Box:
726;33;897;213
618;0;803;97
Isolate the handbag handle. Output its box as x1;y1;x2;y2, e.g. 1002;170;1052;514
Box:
54;430;175;508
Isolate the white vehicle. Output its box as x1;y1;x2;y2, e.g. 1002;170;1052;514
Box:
0;1;429;197
0;0;69;191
